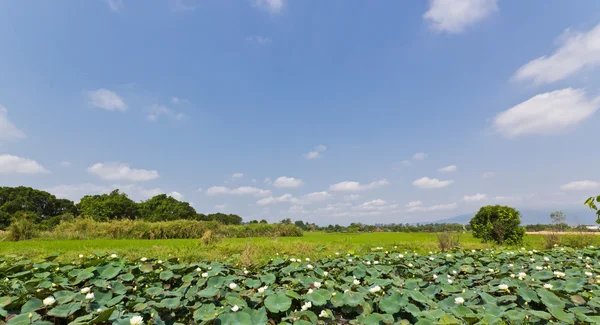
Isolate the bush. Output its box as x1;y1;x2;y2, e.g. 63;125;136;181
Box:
470;205;525;245
436;231;460;252
543;232;561;249
563;233;595;249
8;216;39;241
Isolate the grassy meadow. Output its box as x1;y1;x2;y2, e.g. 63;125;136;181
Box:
2;231;599;265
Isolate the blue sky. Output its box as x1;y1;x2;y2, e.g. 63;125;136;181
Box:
1;0;600;225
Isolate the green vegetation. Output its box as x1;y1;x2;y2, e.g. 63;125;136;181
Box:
470;205;525;245
585;195;600;222
1;246;600;324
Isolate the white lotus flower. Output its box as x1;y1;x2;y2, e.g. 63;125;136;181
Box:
243;270;249;275
196;267;202;272
553;271;565;278
348;259;353;262
308;289;313;294
43;296;55;306
448;279;453;284
408;263;413;267
201;273;208;278
314;282;321;288
319;310;329;318
544;283;553;289
374;261;379;265
536;266;543;270
446;254;452;258
229;283;237;290
110;254;118;258
471;249;476;253
79;254;84;258
452;270;457;275
369;286;381;293
140;257;148;262
488;269;494;273
301;301;312;311
429;257;434;261
398;254;404;258
258;286;268;294
366;261;371;265
97;308;102;312
585;272;593;277
498;284;508;290
305;258;310;261
432;274;438;279
508;264;513;267
323;271;329;276
510;274;515;278
353;279;360;285
290;258;297;262
130;315;144;325
231;305;240;312
454;297;464;304
81;287;90;294
158;260;162;264
85;293;94;300
543;257;549;261
307;264;314;270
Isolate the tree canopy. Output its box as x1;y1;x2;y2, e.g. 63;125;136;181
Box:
470;205;525;245
0;186;76;227
139;194;196;222
77;189;140;221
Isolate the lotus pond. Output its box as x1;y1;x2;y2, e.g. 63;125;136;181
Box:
1;247;600;325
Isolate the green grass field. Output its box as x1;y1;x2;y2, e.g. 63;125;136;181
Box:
3;231;598;265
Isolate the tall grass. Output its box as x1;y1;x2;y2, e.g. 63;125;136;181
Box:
41;218;303;240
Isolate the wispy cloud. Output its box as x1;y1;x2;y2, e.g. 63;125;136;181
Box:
412;177;453;189
424;0;497;34
0;106;26;140
246;35;272;45
147;104;185;121
329;179;389;192
254;0;284;14
169;0;197;12
87;89;127;111
106;0;124;13
304;145;327;159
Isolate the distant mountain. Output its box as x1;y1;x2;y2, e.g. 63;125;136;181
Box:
435;208;598;225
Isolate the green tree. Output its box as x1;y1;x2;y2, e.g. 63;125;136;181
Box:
550;211;566;232
77;189;140;221
0;186;77;228
294;220;307;230
280;218;292;225
139;194;196;222
585;195;600;223
259;219;268;224
470;205;525;245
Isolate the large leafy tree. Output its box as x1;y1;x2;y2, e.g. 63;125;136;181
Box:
139;194;196;222
470;205;525;245
77;189;140;221
0;186;77;228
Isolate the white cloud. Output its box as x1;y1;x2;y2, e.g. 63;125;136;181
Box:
412;177;454;189
87;163;159;181
171;97;180;104
206;186;271;197
263;178;272;185
169;0;197;12
438;165;457;173
405;201;423;208
287;205;309;214
168;191;183;200
304;145;327;160
343;194;361;201
494;195;521;201
273;176;304;188
246;36;272;45
463;193;488;202
424;0;497;34
60;161;72;167
493;88;599;138
87;89;127;111
255;0;283;13
257;193;296;206
514;24;600;84
329;179;390;192
560;180;600;191
0;106;25;140
299;191;331;204
482;171;496;178
147;104;185;121
413;152;426;160
400;160;412;167
0;154;50;174
106;0;124;12
407;202;458;213
232;173;244;179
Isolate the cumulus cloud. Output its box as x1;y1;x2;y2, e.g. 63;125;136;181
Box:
87;163;159;181
438;165;457;173
257;193;296;206
273;176;304;188
168;191;183;200
424;0;497;34
560;180;600;191
463;193;488;202
514;24;600;84
255;0;284;13
412;177;454;189
329;179;390;192
246;36;272;45
87;89;127;111
147;104;184;121
299;191;331;204
493;88;599;138
407;202;458;213
482;172;496;178
0;106;25;140
412;152;426;160
405;201;423;208
206;186;271;197
0;154;50;174
343;194;361;201
304;145;327;160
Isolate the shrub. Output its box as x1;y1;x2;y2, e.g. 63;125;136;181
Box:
563;233;595;249
8;215;39;241
543;232;561;249
470;205;525;245
200;230;221;245
436;231;460;252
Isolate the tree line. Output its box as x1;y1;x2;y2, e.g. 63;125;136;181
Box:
0;186;243;230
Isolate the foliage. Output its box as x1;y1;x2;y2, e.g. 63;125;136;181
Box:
7;213;39;241
470;205;525;245
197;213;243;225
0;186;76;228
139;194;196;222
436;231;460;252
550;211;566;232
585;195;600;223
321;222;467;233
1;247;600;324
77;190;140;221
